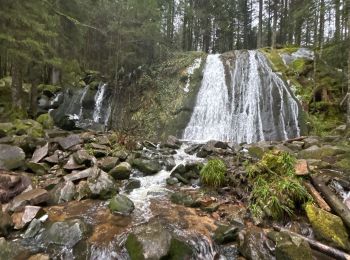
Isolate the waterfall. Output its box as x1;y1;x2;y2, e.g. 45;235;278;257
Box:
93;83;107;123
183;50;301;143
78;86;89;119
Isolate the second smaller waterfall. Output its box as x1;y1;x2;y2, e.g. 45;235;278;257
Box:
93;83;107;123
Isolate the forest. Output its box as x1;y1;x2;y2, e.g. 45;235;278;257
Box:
0;0;350;259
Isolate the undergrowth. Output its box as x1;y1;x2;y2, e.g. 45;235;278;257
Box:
200;159;226;188
247;151;311;220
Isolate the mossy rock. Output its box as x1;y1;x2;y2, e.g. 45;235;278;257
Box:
36;113;54;129
26;162;49;175
298;145;345;160
162;238;193;259
0;123;14;137
12;119;44;138
335;158;350;172
108;194;135;215
37;84;61;95
291;58;306;73
305;203;350;251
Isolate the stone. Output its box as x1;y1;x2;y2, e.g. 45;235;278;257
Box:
303;137;319;149
13;119;44;138
26;162;49;175
57;134;82;150
109;162;132;180
23;218;43;238
0;123;13;138
63;155;85;170
163;135;181;149
0;208;13;236
271;231;313;260
114;150;129;161
298;145;344;160
295;159;309;176
87;168;116;199
28;253;50;260
0;170;31;203
75;181;91;201
73;150;93;165
305;203;350;251
166;177;179;186
64;168;93;182
30;143;49;163
0;144;25;170
44;153;59;164
109;194;135;215
9;188;49;212
98;157;119;172
238;226;274;260
125;222;172;260
132;158;162;175
213;224;241;244
246;142;272;159
42;219;87;247
170;192;199;207
50;181;76;204
125;179;141;191
184;143;203;155
12;206;44;230
36;113;54;129
95;135;110;145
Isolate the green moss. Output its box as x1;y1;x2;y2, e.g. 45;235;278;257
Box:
36;113;54;129
125;233;145;260
291;59;306;73
247;151;311;220
162;238;193;259
200;159;226;188
37;84;61;94
305;203;350;251
12;119;44;138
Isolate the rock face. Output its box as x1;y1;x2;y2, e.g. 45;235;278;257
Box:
109;162;132;180
109;194;135;215
305;203;350;251
0;144;25;170
132;159;162;175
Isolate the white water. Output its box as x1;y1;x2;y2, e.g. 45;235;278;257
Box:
183;50;301;143
184;57;202;93
78;86;89;119
93;83;107;123
125;144;203;222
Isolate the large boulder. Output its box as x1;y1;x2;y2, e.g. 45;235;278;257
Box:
0;123;14;138
87;168;116;199
305;203;350;251
12;119;44;138
0;144;25;170
109;194;135;215
298;145;345;160
132;159;162;175
109;162;132;180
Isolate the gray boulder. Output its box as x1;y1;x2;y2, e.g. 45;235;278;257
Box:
109;194;135;215
109;162;132;180
0;144;25;170
132;159;162;175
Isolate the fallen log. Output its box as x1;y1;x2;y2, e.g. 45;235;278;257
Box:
273;225;350;260
311;175;350;229
284;136;307;143
303;181;331;212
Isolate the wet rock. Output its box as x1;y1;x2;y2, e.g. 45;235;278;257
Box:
213;224;241;244
125;179;141;191
132;158;162;175
26;162;49;175
56;134;82;150
109;162;131;180
42;219;87;247
73;150;93;166
305;203;350;251
163;157;176;171
23;218;43;238
184;143;203;155
50;181;76;204
125;222;172;260
98;157;119;172
0;144;25;170
238;226;274;260
170;192;199;207
87;168;116;199
9;188;49;212
163;135;181;149
11;206;44;230
0;170;31;203
166;238;193;259
295;159;309;176
268;231;313;260
0;207;13;236
64;168;93;182
28;253;50;260
75;181;91;201
173;173;189;184
166;177;179;186
30;143;49;163
109;194;135;215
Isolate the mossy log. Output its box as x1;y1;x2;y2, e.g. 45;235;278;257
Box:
303;181;331;212
273;225;350;260
311;175;350;229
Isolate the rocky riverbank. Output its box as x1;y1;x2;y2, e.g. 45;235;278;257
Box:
0;126;350;259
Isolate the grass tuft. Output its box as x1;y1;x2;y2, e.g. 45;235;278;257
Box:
200;159;226;188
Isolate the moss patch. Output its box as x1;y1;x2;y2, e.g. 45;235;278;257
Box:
305;203;350;251
36;113;54;129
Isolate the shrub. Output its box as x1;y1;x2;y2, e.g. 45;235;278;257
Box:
246;151;311;220
200;159;226;188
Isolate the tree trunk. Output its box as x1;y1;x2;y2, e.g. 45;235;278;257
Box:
271;0;278;49
334;0;341;42
347;0;350;130
257;0;263;48
318;0;325;47
29;81;38;118
11;63;23;109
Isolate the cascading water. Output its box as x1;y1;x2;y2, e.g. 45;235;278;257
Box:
93;83;107;123
183;50;301;143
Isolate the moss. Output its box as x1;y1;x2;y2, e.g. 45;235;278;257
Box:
125;233;145;260
247;151;311;220
162;238;193;259
37;84;61;94
36;113;54;129
305;203;350;251
200;159;226;188
12;119;44;138
291;58;306;73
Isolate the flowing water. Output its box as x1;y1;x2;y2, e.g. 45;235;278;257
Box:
93;83;107;123
183;50;301;143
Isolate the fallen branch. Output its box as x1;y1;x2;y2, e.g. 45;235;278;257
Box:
311;175;350;229
303;181;331;212
273;225;350;260
284;136;307;143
